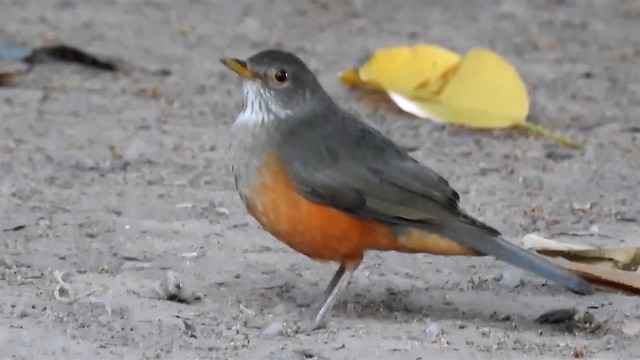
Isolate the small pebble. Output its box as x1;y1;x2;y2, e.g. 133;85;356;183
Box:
215;207;230;216
36;217;51;228
535;308;577;324
425;323;442;340
156;271;202;304
621;322;640;337
571;202;593;211
97;315;111;326
261;320;284;337
499;270;523;288
480;327;492;337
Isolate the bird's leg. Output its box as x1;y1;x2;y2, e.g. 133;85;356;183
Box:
318;264;346;303
309;266;354;330
308;260;359;330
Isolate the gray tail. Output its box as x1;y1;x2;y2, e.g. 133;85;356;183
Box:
436;222;594;295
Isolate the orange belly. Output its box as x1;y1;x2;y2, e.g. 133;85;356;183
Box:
245;154;479;262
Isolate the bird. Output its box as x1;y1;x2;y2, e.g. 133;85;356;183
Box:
220;49;594;330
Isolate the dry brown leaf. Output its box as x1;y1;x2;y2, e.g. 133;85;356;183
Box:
523;234;640;294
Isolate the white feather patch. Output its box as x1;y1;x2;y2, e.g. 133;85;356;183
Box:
235;81;292;126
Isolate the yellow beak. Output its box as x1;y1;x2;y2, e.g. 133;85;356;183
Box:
220;58;258;79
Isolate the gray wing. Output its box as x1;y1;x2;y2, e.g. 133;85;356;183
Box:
275;109;498;235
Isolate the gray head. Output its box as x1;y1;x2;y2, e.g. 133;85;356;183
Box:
221;49;332;121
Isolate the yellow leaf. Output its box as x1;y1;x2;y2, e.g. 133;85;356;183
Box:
339;44;584;150
412;48;529;128
338;45;460;94
338;68;385;91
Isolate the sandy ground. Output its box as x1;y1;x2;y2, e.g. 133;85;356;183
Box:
1;0;640;359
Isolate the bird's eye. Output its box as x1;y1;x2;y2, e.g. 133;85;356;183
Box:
272;69;288;83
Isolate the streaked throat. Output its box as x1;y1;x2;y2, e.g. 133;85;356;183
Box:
235;81;291;127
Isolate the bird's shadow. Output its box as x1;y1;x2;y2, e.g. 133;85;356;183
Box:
254;279;585;334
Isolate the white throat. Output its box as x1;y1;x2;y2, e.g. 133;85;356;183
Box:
235;81;292;126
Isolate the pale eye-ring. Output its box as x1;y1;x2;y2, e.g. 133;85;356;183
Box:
272;68;288;83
